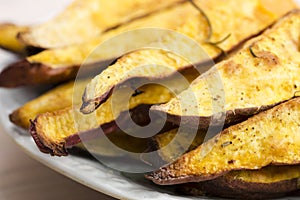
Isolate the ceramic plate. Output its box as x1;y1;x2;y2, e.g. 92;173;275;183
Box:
0;1;299;199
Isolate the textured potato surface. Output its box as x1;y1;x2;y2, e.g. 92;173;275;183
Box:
148;97;300;184
19;0;184;49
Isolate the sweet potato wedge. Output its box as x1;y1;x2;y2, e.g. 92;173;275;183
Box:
180;165;300;199
146;97;300;185
18;0;185;49
151;122;300;198
152;128;300;198
151;9;300;129
0;2;201;88
9;79;89;129
30;83;175;156
0;24;28;54
81;0;297;113
152;127;300;198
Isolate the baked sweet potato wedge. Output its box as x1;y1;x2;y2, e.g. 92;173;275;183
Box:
9;80;88;129
180;165;300;199
30;83;175;156
81;0;297;113
151;121;300;198
18;0;185;49
146;97;300;185
0;24;28;54
0;2;201;88
151;9;300;129
152;127;300;198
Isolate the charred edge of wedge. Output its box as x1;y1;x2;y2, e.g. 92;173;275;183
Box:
145;170;228;185
0;55;115;88
29;118;120;157
178;176;300;199
29;119;64;156
0;59;78;88
30;104;154;156
9;109;23;129
156;104;277;130
30;118;122;156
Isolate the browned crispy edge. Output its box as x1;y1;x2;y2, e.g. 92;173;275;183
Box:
29;119;57;155
29;118;122;156
9;109;25;129
0;59;79;88
155;103;278;130
0;57;114;88
178;175;300;199
29;104;158;156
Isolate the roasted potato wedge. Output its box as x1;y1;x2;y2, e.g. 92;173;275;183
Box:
152;10;300;129
180;165;300;199
81;0;297;113
30;83;176;156
0;2;200;88
152;128;300;198
9;80;89;129
81;48;198;113
0;23;28;54
18;0;185;49
147;97;300;185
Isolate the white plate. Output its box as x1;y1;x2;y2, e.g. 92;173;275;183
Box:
0;1;300;200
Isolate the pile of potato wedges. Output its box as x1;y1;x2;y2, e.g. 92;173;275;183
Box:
1;0;300;199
